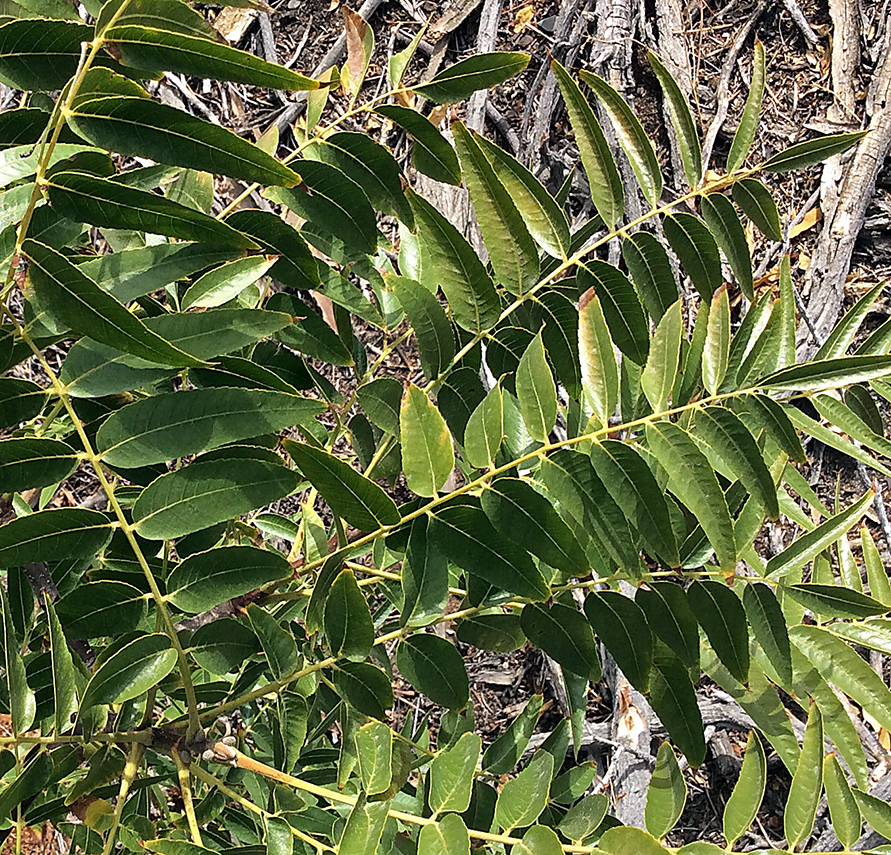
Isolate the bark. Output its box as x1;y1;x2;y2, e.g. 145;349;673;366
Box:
804;24;891;351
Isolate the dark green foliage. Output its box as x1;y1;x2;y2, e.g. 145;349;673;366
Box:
0;11;877;854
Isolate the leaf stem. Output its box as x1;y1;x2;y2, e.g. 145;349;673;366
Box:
100;742;144;855
172;747;203;846
0;309;204;740
200;746;598;854
190;765;334;853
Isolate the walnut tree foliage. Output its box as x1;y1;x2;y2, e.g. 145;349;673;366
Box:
0;3;886;853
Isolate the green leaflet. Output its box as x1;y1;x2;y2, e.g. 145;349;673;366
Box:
691;405;779;519
863;526;891;604
305;131;412;224
647;51;702;187
0;437;77;493
391;276;455;382
167;546;290;614
482;477;587;578
636;583;699;672
0;20;118;91
579;260;649;365
0;508;112;566
400;383;454;497
622;231;679;322
853;789;891;842
412;51;530;103
104;25;319;89
356;721;393;796
743;583;792;686
61;309;293;398
792;624;891;732
69;72;300;187
406;189;500;333
580;69;662;206
701;651;800;772
429;732;481;815
266;161;377;257
453;121;539;295
324;570;374;661
766;488;874;577
726;40;765;172
700;194;753;299
816;283;886;360
823;754;861;851
45;596;77;735
688;581;749;683
267;292;354;367
789;643;868;790
762;131;866;172
645;421;736;572
663;212;721;301
418;813;470;855
589;441;679;567
331;662;393;720
520;602;600;681
514;826;563;855
551;59;623;227
181;255;275;309
578;288;618;426
493;750;553;832
0;377;45;429
599;826;672;855
541;449;643;574
584;591;652;692
0;751;52;825
515;331;557;442
95;0;217;39
284;440;400;531
337;797;388;855
429;502;549;600
732;178;782;241
79;242;243;303
401;516;449;628
80;634;178;709
97;388;323;468
463;383;504;469
722;731;766;846
783;583;886;619
224;209;320;290
56;581;146;639
645;742;687;839
772;254;796;372
396;634;468;711
702;286;730;395
558;792;609;843
46;172;257;248
784;404;891;478
456;613;525;652
375;104;461;185
23;239;203;368
248;603;301;681
472;131;570;258
132;458;302;540
784;702;823;851
640;298;682;411
0;588;35;734
357;377;402;435
730;393;805;462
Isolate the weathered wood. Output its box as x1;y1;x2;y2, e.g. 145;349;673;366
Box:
805;24;891;351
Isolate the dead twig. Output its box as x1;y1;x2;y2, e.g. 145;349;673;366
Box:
700;0;768;172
